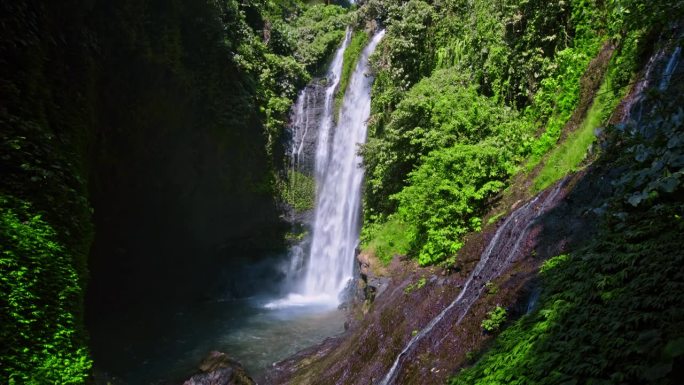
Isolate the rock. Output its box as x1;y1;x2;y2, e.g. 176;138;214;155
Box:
367;276;390;298
183;351;255;385
357;252;372;276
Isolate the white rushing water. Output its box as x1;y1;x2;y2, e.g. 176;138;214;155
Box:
268;30;385;309
314;28;352;181
302;30;385;302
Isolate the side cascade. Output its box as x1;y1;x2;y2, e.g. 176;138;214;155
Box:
268;29;386;308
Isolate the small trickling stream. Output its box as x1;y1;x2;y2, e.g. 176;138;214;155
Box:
379;182;566;385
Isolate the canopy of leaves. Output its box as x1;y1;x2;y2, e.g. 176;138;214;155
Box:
359;0;683;266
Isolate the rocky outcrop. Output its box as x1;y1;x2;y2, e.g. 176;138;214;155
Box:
183;351;255;385
356;251;390;305
289;80;328;175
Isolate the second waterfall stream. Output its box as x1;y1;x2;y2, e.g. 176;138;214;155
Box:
269;29;386;308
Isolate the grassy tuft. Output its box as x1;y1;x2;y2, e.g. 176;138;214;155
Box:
361;216;411;264
533;72;623;192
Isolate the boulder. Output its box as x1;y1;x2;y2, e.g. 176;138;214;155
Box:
183;351;255;385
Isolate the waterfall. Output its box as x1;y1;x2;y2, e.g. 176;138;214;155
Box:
267;29;385;308
378;182;565;385
659;46;680;92
624;44;682;125
314;29;352;181
301;30;385;303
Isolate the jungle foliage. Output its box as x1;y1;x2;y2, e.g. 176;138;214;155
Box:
1;197;91;384
359;0;683;265
450;69;684;385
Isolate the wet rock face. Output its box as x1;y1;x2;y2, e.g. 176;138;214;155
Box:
183;351;255;385
356;252;390;304
265;183;572;385
288;80;328;175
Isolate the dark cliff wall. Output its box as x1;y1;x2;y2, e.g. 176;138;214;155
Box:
1;0;291;381
85;0;286;311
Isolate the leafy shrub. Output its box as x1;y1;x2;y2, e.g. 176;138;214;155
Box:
393;143;514;265
481;306;508;333
287;4;349;74
360;215;411;264
485;281;499;295
1;196;91;384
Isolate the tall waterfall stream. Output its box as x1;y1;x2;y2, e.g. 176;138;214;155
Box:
270;29;386;308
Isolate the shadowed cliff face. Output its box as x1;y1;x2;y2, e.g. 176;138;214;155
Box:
80;1;298;382
81;1;295;340
84;0;287;310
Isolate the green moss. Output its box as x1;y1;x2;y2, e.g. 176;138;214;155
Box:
533;71;624;192
335;31;369;116
404;277;428;294
486;212;505;225
361;215;412;264
280;170;317;212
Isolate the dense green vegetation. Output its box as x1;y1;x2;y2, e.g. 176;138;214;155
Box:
1;197;91;384
1;0;347;382
2;0;683;381
452;145;684;384
481;306;507;333
532;73;622;192
359;0;683;266
335;31;370;114
449;40;684;381
280;170;317;211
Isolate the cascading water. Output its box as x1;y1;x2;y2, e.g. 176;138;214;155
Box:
281;29;352;284
624;44;682;125
659;46;680;91
302;30;385;302
314;29;352;181
269;29;385;308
